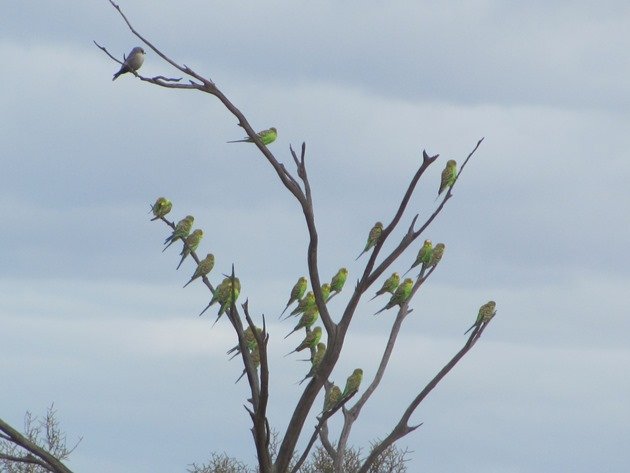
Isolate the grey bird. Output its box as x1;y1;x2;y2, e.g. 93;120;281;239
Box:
112;47;146;81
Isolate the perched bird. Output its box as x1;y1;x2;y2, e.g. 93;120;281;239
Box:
320;284;331;303
227;326;262;359
163;215;194;252
285;326;322;357
356;222;383;260
280;277;308;316
437;159;458;199
403;240;433;276
176;229;203;270
284;306;319;339
235;347;260;384
288;291;316;318
298;342;326;385
112;46;146;81
428;243;445;268
228;127;277;145
370;272;400;301
464;301;497;335
341;368;363;398
375;278;414;315
214;277;241;324
150;197;172;221
198;276;238;317
323;384;342;412
183;253;215;288
329;268;348;298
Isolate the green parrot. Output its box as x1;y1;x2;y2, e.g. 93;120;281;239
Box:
320;283;331;303
284;306;319;339
228;127;277;145
285;326;322;357
183;253;215;288
403;239;433;276
464;300;497;334
356;222;384;260
199;276;238;317
176;229;203;270
150;197;172;221
428;243;445;268
288;291;316;318
436;159;458;199
163;215;194;252
298;342;326;385
341;368;363;398
235;346;260;384
227;325;262;359
323;384;342;412
280;276;308;316
370;272;400;301
214;277;241;325
374;278;414;315
329;268;348;298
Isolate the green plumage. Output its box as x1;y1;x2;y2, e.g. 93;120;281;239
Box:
163;215;194;251
150;197;172;221
215;277;241;321
320;284;331;303
342;368;363;398
329;268;348;297
281;276;308;316
464;300;497;334
288;291;315;317
298;342;326;385
323;385;342;412
284;306;319;339
370;272;400;301
437;159;458;197
183;253;215;288
285;326;322;357
176;229;203;270
228;127;277;145
404;239;433;276
428;243;445;268
227;326;262;359
356;222;383;260
374;278;413;315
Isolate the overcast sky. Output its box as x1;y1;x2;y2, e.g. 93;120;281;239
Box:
2;1;629;472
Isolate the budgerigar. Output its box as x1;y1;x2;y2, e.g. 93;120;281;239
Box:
163;215;194;252
176;229;203;270
183;253;214;288
214;277;241;325
227;326;262;359
428;243;445;268
341;368;363;398
464;301;497;335
323;384;341;412
370;272;400;301
113;46;146;81
298;342;326;385
356;222;384;260
437;159;458;198
320;284;331;303
403;240;433;276
284;306;319;339
235;347;260;384
280;277;308;316
374;278;413;315
285;326;322;357
198;276;238;318
228;127;277;145
329;268;348;299
150;197;172;221
288;291;315;318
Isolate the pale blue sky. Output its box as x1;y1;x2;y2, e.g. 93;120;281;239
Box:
2;1;630;472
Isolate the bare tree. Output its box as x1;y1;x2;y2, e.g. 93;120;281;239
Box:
2;2;495;472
